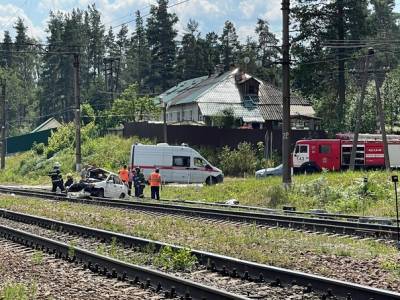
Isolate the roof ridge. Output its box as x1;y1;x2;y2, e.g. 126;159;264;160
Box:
194;71;235;103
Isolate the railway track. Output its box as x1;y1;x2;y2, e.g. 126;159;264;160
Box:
0;185;398;242
0;208;399;300
0;238;164;299
0;224;247;299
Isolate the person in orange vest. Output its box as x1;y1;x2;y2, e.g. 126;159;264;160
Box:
119;165;129;184
148;168;161;200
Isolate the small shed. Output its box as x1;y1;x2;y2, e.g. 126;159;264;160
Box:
31;117;61;133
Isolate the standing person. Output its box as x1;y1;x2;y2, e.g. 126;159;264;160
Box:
119;165;129;184
133;167;141;197
148;168;161;200
138;168;146;198
48;162;65;193
127;166;135;196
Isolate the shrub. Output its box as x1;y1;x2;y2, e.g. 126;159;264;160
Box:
32;142;45;156
267;185;288;208
154;246;197;271
218;142;258;176
46;123;75;158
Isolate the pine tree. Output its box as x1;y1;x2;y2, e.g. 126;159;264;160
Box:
126;11;150;93
116;24;129;90
1;31;13;68
87;4;105;79
219;20;240;71
255;19;280;84
13;18;39;127
202;32;220;74
146;0;178;92
105;26;117;57
292;0;370;131
39;12;64;122
177;19;207;80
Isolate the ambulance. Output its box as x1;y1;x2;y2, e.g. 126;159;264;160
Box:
130;143;224;184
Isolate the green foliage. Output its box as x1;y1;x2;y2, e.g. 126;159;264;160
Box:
1;282;37;300
32;142;45;156
267;185;288;208
146;0;179;91
218;142;259;177
81;103;96;125
209;108;241;128
154;246;197;271
31;250;44;265
96;84;160;133
46;123;75;158
68;240;77;259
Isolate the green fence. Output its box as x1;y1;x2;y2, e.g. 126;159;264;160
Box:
6;129;54;154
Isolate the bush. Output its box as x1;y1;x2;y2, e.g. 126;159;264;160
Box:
154;246;197;271
218;142;258;176
46;123;75;158
32;142;45;155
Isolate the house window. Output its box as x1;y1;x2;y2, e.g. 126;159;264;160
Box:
190;110;193;121
182;110;185;120
177;111;181;122
173;156;190;167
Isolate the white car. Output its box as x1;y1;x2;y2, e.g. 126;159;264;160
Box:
67;168;128;199
255;164;283;178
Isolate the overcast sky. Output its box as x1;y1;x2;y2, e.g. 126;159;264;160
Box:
0;0;399;43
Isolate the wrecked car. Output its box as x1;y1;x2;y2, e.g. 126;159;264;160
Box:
67;167;128;199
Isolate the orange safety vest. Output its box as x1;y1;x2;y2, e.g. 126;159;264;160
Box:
119;169;129;182
149;172;161;187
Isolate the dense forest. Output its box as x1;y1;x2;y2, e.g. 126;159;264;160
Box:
1;0;400;136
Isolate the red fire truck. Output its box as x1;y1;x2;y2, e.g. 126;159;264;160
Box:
292;133;400;173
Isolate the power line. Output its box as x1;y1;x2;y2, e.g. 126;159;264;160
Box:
111;0;191;30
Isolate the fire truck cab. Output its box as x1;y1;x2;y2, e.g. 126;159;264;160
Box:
293;136;400;172
293;139;341;173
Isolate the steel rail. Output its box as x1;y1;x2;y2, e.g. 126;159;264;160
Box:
1;185;392;222
0;209;399;300
0;224;248;300
0;185;385;222
0;186;398;240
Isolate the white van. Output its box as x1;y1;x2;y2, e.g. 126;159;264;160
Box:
130;143;224;184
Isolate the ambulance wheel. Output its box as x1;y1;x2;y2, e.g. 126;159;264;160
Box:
119;193;126;199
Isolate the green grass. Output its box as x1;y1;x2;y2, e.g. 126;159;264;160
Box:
0;134;152;185
157;170;398;217
0;195;398;280
0;282;37;300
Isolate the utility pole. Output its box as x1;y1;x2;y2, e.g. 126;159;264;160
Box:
337;0;346;124
73;54;82;172
163;101;168;143
372;49;390;170
349;48;374;170
0;79;6;170
282;0;291;185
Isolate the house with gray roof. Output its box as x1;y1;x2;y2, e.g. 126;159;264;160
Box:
158;68;319;130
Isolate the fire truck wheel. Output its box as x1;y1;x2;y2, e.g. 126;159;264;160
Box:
304;165;318;174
